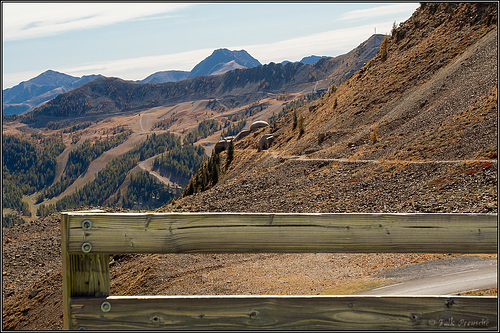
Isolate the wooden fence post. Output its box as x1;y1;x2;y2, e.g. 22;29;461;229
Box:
62;213;110;330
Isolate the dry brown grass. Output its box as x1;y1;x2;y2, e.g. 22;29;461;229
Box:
455;288;497;296
319;277;405;295
270;4;497;163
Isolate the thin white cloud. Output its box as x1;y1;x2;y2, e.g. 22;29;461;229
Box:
2;48;214;88
2;17;412;88
234;20;398;64
3;70;44;89
2;3;194;41
62;49;213;81
128;13;181;22
340;3;419;21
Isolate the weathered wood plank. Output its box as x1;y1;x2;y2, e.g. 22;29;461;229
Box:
63;212;497;254
62;213;71;330
70;295;497;330
62;214;110;330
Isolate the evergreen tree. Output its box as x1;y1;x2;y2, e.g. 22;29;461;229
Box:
182;150;220;197
55;132;181;210
2;212;26;228
210;151;220;186
226;141;234;170
298;115;305;137
3;134;65;214
152;144;206;186
380;35;389;60
292;107;298;130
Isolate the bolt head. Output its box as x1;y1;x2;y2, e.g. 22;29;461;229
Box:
82;220;92;230
81;243;92;253
101;301;111;312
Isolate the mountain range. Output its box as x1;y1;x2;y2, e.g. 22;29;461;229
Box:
2;71;102;115
137;48;262;83
21;34;385;126
3;48;324;115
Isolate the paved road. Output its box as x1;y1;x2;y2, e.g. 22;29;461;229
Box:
356;258;497;295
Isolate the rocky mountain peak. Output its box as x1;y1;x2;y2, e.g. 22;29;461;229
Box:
25;70;77;87
188;48;261;78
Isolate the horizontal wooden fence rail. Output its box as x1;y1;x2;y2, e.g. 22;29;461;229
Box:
63;212;497;254
61;212;498;330
70;295;497;330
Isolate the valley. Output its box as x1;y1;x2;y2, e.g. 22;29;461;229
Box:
3;33;384;220
3;88;306;220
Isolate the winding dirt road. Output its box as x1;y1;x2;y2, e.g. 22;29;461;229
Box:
267;151;498;165
138;156;182;189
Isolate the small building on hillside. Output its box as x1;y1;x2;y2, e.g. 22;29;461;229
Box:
250;120;269;132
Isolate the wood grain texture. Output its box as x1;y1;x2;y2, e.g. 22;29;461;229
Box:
62;213;71;330
70;295;498;330
62;212;497;254
62;212;497;330
62;214;111;329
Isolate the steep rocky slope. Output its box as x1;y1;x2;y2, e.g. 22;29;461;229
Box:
274;2;497;161
173;2;497;213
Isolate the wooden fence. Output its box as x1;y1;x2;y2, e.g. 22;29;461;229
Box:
61;212;498;330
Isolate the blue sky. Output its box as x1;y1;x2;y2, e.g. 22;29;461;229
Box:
2;2;419;89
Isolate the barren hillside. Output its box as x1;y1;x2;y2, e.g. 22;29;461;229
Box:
274;3;497;161
174;2;497;214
